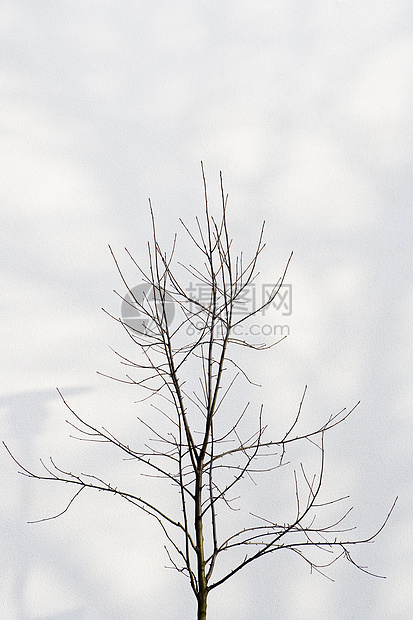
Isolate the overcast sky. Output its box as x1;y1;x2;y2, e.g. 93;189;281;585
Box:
1;2;412;619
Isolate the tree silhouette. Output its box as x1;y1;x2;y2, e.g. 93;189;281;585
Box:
4;165;396;619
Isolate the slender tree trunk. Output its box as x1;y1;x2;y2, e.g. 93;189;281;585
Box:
197;591;207;620
195;467;208;620
196;532;208;620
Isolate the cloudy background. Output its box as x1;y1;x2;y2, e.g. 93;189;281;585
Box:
1;1;412;618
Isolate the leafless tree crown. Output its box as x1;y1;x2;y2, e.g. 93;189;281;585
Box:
4;165;397;620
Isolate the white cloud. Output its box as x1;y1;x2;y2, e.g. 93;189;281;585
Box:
348;37;413;167
273;133;376;230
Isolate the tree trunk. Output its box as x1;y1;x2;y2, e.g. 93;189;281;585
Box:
196;506;208;619
197;593;207;620
195;467;208;620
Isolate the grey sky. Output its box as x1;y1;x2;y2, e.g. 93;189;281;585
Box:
1;2;412;618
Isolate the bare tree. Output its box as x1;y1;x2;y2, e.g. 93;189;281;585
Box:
4;165;396;620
